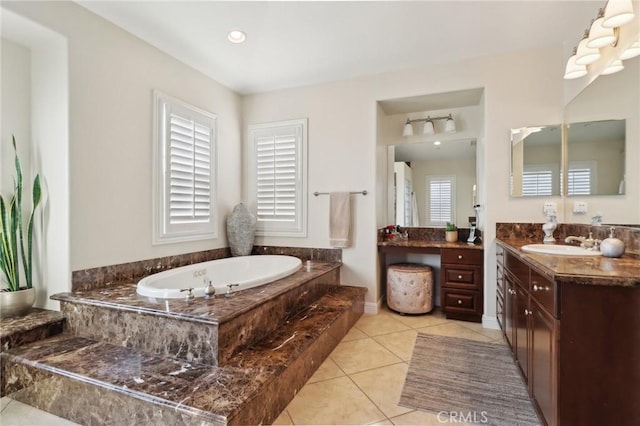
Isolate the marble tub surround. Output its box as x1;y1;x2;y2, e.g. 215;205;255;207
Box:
497;239;640;287
72;246;341;292
54;262;341;366
252;245;342;262
378;226;482;243
0;309;65;352
496;222;640;256
2;286;365;426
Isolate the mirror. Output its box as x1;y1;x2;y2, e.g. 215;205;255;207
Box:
510;125;562;197
566;119;625;196
391;139;477;227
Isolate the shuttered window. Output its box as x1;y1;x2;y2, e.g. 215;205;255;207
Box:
567;161;595;195
153;91;217;244
426;175;455;226
249;119;307;237
522;170;553;196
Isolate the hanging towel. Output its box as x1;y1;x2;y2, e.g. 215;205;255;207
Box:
329;192;351;248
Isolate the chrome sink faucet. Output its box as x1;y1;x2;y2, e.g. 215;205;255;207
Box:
565;232;600;250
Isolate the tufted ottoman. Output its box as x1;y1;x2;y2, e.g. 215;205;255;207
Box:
387;263;434;314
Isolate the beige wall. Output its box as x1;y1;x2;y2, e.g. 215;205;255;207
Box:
244;45;567;321
3;1;243;279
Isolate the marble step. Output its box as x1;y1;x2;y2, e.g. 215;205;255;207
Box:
1;308;66;352
2;286;365;426
52;261;342;366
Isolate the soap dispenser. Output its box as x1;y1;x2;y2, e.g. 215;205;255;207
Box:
600;227;625;258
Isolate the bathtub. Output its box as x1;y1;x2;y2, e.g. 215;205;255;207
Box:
136;255;302;299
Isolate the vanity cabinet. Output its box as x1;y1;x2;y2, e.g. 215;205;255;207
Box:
495;246;505;330
502;251;558;426
440;248;483;322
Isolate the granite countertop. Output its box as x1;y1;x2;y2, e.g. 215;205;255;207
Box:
378;239;484;250
497;238;640;287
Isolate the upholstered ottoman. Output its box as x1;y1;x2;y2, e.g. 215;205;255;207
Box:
387;263;434;314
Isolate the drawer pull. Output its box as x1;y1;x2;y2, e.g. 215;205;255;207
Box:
457;275;463;280
458;299;463;304
508;289;516;295
458;255;463;259
533;284;550;292
524;309;532;315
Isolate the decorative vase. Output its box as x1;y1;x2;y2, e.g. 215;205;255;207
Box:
445;230;458;243
227;203;257;257
0;287;35;318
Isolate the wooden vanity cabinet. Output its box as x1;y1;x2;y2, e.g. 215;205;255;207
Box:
441;248;483;322
496;246;505;330
502;251;558;426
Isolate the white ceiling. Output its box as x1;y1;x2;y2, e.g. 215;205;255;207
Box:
77;1;601;95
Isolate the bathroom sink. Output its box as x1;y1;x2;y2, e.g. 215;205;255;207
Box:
521;244;602;256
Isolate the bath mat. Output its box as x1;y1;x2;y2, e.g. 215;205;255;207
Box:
400;333;541;426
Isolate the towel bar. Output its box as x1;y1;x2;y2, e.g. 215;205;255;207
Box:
313;190;368;196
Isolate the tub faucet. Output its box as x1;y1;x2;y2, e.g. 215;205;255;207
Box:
180;288;195;300
225;283;239;298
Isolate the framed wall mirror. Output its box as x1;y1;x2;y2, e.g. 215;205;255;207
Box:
510;124;562;197
390;138;477;227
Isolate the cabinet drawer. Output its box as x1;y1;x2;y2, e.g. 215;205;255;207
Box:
445;268;476;284
531;270;557;318
442;249;483;265
505;252;530;288
443;289;480;314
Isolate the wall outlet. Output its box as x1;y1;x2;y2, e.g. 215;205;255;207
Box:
543;201;557;215
573;201;588;214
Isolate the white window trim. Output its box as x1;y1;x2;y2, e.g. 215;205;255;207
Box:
152;90;217;245
425;175;456;227
247;118;308;237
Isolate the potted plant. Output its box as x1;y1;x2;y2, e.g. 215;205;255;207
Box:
445;222;458;243
1;136;42;318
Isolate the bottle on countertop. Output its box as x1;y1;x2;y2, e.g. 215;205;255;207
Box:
600;227;625;258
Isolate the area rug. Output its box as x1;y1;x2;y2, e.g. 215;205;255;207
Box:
400;333;541;426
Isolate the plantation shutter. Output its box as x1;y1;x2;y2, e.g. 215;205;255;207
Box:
256;129;297;222
522;171;553;196
427;176;455;225
567;168;591;195
169;114;212;223
249;119;307;237
153;91;217;244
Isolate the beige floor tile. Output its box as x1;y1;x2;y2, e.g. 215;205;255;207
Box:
373;329;418;361
456;321;506;340
330;338;403;374
350;363;413;419
417;322;493;342
286;376;386;425
307;357;345;384
1;397;12;412
272;408;294;425
341;325;369;342
387;312;449;329
355;313;411;337
0;400;79;426
369;419;394;425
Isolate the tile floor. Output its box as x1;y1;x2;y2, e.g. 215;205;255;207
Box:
0;306;505;426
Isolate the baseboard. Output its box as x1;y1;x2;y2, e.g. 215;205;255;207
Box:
364;298;382;314
482;315;501;330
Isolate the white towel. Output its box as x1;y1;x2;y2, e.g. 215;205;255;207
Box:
329;192;351;248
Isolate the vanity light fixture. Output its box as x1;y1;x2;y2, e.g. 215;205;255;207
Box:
402;114;456;137
601;58;625;74
564;0;637;79
564;48;589;79
227;29;246;44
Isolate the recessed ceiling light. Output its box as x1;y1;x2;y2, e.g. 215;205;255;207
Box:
434;141;441;146
228;30;246;44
